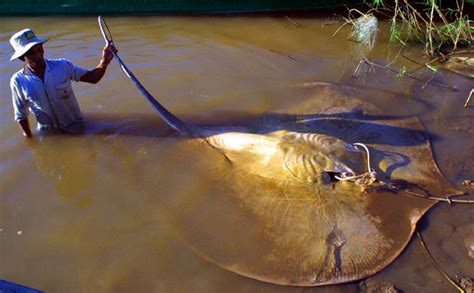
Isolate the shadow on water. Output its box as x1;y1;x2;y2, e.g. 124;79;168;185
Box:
80;108;434;148
23;104;438;207
68;107;434;188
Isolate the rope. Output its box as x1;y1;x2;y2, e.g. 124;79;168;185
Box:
416;231;466;293
381;182;474;204
335;142;377;189
335;143;474;203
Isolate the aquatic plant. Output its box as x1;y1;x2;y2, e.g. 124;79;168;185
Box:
368;0;472;56
337;0;471;102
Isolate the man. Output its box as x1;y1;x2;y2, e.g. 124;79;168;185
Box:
10;28;117;137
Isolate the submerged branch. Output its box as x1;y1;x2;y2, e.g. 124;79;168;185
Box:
465;89;473;108
354;56;458;91
284;16;301;28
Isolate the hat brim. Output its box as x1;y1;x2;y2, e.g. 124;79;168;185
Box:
10;37;48;61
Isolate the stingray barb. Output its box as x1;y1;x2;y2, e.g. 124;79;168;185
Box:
98;17;473;287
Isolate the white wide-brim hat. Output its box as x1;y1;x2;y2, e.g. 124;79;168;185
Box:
10;29;48;61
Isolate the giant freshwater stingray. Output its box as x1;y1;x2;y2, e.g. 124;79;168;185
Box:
98;17;466;286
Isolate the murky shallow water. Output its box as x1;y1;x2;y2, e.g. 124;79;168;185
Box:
0;16;472;292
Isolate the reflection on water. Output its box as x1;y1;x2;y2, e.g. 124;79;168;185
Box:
30;136;97;202
0;16;472;292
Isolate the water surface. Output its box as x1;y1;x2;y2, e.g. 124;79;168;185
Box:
0;16;472;292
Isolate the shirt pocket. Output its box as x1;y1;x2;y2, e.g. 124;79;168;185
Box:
56;80;72;99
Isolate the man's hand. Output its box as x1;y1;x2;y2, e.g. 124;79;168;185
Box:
100;44;117;65
80;44;118;84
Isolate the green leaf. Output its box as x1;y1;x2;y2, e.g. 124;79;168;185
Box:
426;64;440;73
397;66;407;78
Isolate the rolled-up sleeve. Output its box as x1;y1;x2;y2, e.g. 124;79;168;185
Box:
65;59;89;82
10;78;28;121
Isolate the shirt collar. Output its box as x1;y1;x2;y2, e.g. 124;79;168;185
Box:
22;59;53;76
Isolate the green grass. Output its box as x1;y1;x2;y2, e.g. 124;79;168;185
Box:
368;0;472;56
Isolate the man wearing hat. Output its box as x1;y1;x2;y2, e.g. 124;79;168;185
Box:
9;28;117;137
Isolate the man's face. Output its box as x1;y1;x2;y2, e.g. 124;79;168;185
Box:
22;43;44;67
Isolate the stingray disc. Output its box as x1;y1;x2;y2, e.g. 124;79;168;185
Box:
173;86;462;286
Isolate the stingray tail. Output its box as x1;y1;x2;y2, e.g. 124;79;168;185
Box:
98;16;190;133
113;53;191;133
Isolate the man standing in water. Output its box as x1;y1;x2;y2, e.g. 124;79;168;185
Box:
9;28;117;137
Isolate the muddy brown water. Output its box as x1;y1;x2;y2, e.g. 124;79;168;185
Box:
0;16;472;292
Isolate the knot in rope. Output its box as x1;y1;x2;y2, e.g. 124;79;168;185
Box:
335;142;377;190
354;170;377;188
